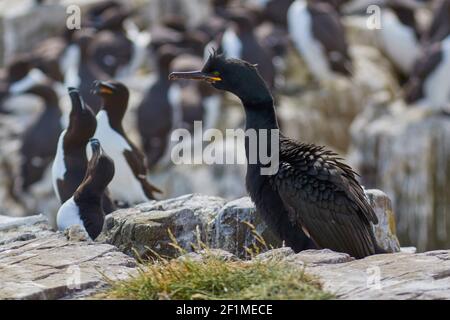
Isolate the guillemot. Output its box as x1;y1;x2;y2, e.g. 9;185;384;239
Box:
92;80;161;205
6;63;63;192
57;139;114;240
287;0;353;82
404;35;450;112
137;45;179;169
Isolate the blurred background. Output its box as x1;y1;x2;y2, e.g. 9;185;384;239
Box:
0;0;449;252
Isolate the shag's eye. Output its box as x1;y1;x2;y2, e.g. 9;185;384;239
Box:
212;71;220;76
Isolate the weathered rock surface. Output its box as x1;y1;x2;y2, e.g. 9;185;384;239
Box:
367;189;400;253
101;194;226;258
287;249;355;266
0;214;52;245
210;197;281;258
179;247;450;300
349;105;450;251
304;250;450;300
0;214;137;300
0;190;434;300
179;248;240;262
100;194;278;259
101;191;400;259
174;247;450;300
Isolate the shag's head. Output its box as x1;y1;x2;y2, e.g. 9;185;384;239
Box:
67;87;97;143
169;52;271;104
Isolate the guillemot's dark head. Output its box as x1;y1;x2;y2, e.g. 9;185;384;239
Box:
92;80;129;117
226;10;256;34
169;53;271;104
92;80;128;98
84;138;115;192
89;138;105;163
67;88;97;143
93;6;133;32
156;44;180;74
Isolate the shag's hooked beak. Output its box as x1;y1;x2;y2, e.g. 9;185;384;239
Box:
68;87;86;111
168;71;222;84
91;80;115;95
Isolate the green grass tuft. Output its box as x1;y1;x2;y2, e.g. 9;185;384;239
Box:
105;254;334;300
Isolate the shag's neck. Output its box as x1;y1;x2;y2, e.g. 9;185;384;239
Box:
242;97;278;131
241;96;280;174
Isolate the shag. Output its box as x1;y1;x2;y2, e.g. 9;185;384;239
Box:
170;54;385;258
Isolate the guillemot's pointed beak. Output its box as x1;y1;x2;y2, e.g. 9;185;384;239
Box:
86;138;104;174
89;138;101;155
68;87;86;111
169;71;222;83
91;80;115;95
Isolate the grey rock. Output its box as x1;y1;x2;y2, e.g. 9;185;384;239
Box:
170;245;450;300
0;214;53;245
365;189;401;253
102;194;226;258
102;191;399;260
102;194;281;259
179;249;240;262
64;225;91;242
286;249;355;266
304;250;450;300
254;247;295;262
0;214;47;231
247;247;450;299
210;197;281;258
350;107;450;251
0;230;137;300
401;247;417;254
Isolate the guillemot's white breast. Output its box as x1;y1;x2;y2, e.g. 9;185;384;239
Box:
94;110;149;204
288;0;335;82
57;196;84;232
